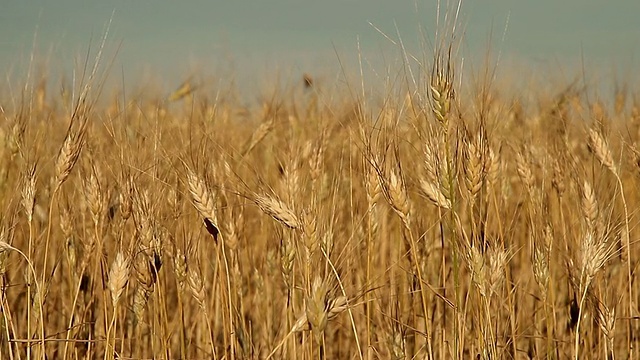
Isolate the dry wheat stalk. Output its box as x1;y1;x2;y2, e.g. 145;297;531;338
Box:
132;188;154;245
242;116;275;156
463;134;485;201
365;165;381;207
166;185;181;219
594;299;616;353
280;236;296;288
83;164;104;227
254;194;300;229
581;181;599;233
588;128;617;175
132;257;155;324
8;116;25;156
592;101;606;124
485;147;500;189
531;227;551;297
118;175;134;221
464;241;508;298
267;289;348;359
131;231;162;324
301;209;318;260
386;168;411;225
552;158;566;197
168;79;195;102
282;161;301;204
420;179;451;209
569;225;617;360
172;248;188;290
0;228;9;277
108;252;130;307
187;268;206;309
225;213;240;253
464;243;485;296
291;276;348;334
442;158;457;204
293;295;348;333
59;201;73;240
308;140;325;183
21;163;37;223
581;230;616;283
389;324;406;360
430;68;454;128
320;228;335;258
424;141;439;184
568;227;616;298
0;250;7;279
186;167;218;225
59;200;79;280
364;165;381;242
515;150;534;192
54;121;87;190
29;270;44;310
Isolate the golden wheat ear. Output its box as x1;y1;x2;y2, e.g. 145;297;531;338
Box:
168;78;196;102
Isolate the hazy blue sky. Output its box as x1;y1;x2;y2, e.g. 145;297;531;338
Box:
2;1;639;92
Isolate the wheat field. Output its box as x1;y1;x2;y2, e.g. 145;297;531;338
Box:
0;25;639;360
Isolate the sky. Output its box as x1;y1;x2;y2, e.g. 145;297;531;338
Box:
1;1;639;94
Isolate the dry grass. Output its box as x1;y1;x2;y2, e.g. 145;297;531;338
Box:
1;21;640;360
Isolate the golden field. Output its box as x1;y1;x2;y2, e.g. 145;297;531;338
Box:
0;35;639;360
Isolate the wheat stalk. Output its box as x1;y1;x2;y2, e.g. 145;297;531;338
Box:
108;252;130;307
386;168;412;226
54;120;87;191
463;134;485;202
254;194;300;229
267;278;349;359
515;150;534;192
588;128;617;175
581;180;599;233
242;116;275;156
186;167;218;224
420;179;451;209
21;163;37;223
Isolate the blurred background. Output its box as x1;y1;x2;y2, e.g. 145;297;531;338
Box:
1;0;639;96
